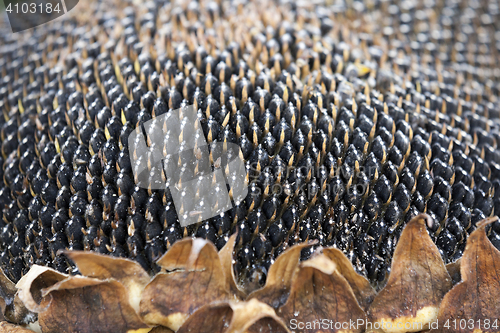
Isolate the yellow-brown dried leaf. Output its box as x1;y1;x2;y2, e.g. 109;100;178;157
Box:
278;254;366;333
64;251;151;312
15;266;67;313
156;238;213;271
248;242;313;309
322;247;376;310
219;233;246;299
367;214;453;333
177;299;289;333
432;217;500;333
38;276;148;333
139;238;230;331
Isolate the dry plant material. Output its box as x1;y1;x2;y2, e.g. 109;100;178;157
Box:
15;265;148;333
432;217;500;333
322;247;376;310
248;243;313;309
445;259;461;286
367;214;453;333
0;322;36;332
15;266;67;313
218;234;246;299
1;214;499;333
63;251;151;313
278;254;366;333
38;277;148;333
0;270;34;325
177;299;289;333
139;238;230;331
0;0;500;314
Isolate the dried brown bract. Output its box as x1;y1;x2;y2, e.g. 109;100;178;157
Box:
139;238;231;331
218;234;246;299
15;266;67;314
367;214;453;332
278;254;366;333
2;218;499;333
432;217;500;333
248;242;314;309
15;265;148;333
0;321;36;332
322;247;377;310
63;251;151;313
177;299;289;333
38;277;148;333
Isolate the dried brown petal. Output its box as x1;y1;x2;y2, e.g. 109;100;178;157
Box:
278;254;366;333
432;217;500;332
322;247;376;310
367;214;453;332
177;299;289;333
64;251;151;312
228;299;289;333
155;238;220;270
176;302;232;333
219;233;246;299
248;242;312;309
139;238;230;331
0;321;36;332
15;266;67;313
38;276;148;333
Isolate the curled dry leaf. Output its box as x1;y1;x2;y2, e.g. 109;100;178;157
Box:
219;233;246;299
322;247;376;310
226;299;289;333
367;214;453;333
63;251;151;313
248;242;313;309
177;299;289;333
432;217;500;333
278;254;366;333
16;265;148;333
38;276;149;333
139;238;230;331
15;265;67;313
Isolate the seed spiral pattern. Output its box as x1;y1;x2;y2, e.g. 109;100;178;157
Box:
0;0;499;288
